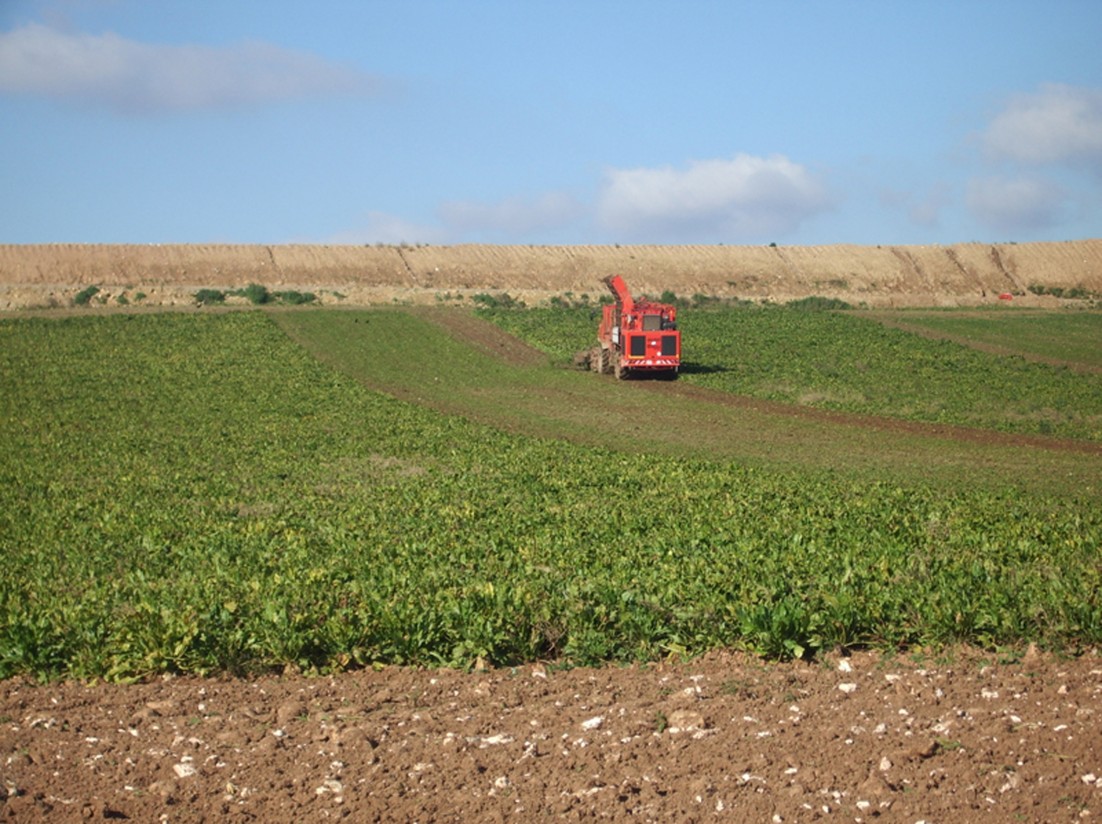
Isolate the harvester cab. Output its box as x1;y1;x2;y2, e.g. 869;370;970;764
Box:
585;275;680;379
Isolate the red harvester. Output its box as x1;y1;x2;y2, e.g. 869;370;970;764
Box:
584;275;680;379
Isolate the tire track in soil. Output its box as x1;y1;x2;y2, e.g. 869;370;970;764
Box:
945;247;987;298
419;309;1102;457
990;244;1025;294
656;380;1102;456
412;306;547;367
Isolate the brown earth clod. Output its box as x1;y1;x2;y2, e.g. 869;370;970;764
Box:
2;648;1100;822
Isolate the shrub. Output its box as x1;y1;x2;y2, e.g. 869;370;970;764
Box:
786;295;853;311
73;285;100;306
194;289;226;306
239;283;271;305
244;286;269;306
472;292;524;309
1028;283;1097;300
274;290;317;305
691;293;720;308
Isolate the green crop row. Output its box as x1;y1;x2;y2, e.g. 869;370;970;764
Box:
876;310;1102;369
1;312;1100;681
479;305;1102;441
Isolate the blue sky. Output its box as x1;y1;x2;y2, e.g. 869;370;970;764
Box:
2;1;1100;246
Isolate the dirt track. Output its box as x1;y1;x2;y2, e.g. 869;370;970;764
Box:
2;240;1101;309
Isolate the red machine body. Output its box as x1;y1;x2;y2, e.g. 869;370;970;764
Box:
594;275;680;379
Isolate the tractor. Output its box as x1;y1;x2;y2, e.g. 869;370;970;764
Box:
582;275;680;379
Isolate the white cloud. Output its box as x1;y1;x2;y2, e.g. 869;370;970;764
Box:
330;194;583;245
907;183;953;229
0;22;379;113
879;183;953;230
983;83;1102;169
966;176;1067;232
438;192;582;238
596;153;829;241
327;211;448;245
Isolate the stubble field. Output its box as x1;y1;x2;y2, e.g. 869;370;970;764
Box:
2;239;1102;310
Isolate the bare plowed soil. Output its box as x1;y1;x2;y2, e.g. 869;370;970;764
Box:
2;240;1100;309
2;649;1100;822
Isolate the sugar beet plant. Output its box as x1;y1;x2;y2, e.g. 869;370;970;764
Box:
480;304;1102;441
1;311;1100;681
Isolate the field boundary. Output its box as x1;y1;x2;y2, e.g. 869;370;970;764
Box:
2;239;1101;310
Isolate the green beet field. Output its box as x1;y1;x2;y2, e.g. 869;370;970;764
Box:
1;305;1099;681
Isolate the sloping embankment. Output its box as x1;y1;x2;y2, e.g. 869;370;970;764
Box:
1;240;1100;309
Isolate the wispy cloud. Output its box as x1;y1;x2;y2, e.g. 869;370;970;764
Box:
964;84;1101;234
326;211;449;246
982;83;1102;169
328;195;583;245
879;183;953;230
596;154;829;242
966;176;1067;232
0;22;380;113
438;192;582;239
